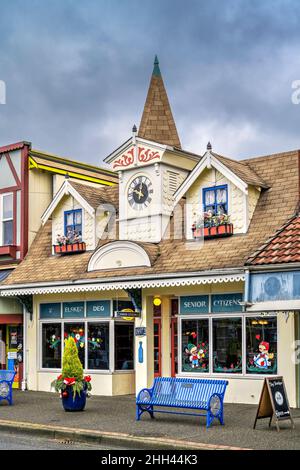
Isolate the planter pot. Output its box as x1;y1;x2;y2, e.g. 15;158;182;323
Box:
53;242;86;255
62;385;87;412
209;226;217;236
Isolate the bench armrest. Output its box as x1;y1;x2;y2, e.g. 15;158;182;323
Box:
136;387;153;403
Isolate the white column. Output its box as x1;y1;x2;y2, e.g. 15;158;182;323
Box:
135;294;154;394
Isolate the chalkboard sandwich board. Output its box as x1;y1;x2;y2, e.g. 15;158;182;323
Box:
254;376;294;432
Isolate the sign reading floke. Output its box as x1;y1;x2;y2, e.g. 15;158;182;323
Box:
211;293;243;313
180;295;209;314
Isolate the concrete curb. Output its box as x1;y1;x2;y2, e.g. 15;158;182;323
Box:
0;419;251;450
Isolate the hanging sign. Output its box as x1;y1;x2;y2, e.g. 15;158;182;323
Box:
179;295;209;314
115;309;141;320
253;376;294;432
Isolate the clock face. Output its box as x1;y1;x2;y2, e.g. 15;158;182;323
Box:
128;176;153;210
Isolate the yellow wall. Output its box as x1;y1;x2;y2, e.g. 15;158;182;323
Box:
28;169;53;247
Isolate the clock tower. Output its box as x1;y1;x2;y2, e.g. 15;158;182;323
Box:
105;57;193;243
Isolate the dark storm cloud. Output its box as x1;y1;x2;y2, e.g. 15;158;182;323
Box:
1;0;300;165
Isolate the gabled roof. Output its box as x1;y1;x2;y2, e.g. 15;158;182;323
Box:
212;153;269;188
29;149;118;186
41;180;119;224
138;56;181;149
246;214;300;266
174;148;269;203
2;150;299;289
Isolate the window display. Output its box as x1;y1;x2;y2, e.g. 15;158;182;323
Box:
88;323;109;370
42;324;61;369
181;319;209;372
246;316;277;374
213;318;242;373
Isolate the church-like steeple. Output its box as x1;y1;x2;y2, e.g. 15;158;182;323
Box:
138;56;181;149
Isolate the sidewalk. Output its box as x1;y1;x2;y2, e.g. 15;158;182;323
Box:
0;390;300;450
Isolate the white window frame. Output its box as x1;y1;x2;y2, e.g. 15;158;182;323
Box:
0;192;14;246
178;312;278;379
38;300;135;374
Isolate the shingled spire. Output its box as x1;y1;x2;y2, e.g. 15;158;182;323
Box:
138;56;181;149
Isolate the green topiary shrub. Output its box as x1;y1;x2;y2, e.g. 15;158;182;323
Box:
62;337;84;381
51;337;92;400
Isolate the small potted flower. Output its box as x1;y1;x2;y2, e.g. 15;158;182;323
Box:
51;337;92;411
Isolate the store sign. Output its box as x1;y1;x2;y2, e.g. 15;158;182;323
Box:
179;296;209;314
115;310;141;320
135;327;146;337
86;300;111;318
211;293;243;313
63;302;85;318
40;303;61;319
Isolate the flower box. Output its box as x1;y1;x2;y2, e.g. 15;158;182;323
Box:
54;242;86;255
192;224;234;239
0;245;17;259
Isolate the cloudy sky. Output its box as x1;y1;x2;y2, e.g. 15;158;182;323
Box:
1;0;300;167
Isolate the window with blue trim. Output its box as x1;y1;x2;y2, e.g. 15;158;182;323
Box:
203;185;228;215
64;209;82;239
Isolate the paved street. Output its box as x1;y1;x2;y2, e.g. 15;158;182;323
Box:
0;430;128;450
0;391;300;450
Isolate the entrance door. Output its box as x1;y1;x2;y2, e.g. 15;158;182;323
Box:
171;318;178;377
153;319;161;377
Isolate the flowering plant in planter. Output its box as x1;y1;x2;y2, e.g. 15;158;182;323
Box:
56;230;82;246
51;337;92;402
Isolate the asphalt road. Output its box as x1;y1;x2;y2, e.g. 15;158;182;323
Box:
0;430;128;450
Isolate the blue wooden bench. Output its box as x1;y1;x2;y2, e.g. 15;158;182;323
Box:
0;370;16;405
136;377;228;428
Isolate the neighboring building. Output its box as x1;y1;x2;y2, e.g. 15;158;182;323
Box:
245;214;300;407
0;142;117;387
1;57;300;407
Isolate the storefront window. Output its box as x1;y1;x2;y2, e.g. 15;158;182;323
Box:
114;323;134;370
64;323;85;367
181;319;209;372
42;324;61;369
213;318;242;373
88;323;109;370
246;316;277;374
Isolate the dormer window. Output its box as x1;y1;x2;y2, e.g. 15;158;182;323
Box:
203;185;228;215
0;193;13;246
64;209;82;238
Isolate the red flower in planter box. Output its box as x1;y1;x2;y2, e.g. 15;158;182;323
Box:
84;375;92;383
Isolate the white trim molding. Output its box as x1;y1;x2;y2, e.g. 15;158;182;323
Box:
0;272;245;296
41;180;95;225
88;241;152;271
174;151;248;205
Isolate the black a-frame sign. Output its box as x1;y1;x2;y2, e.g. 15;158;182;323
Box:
254;376;294;432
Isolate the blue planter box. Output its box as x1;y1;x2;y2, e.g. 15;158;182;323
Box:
62;385;87;412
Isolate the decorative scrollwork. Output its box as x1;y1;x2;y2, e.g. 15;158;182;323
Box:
138;147;160;163
113;148;134;169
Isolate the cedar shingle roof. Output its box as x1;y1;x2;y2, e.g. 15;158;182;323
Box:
3;150;299;287
246;214;300;265
69;181;119;210
212;153;269;188
138;56;181;149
